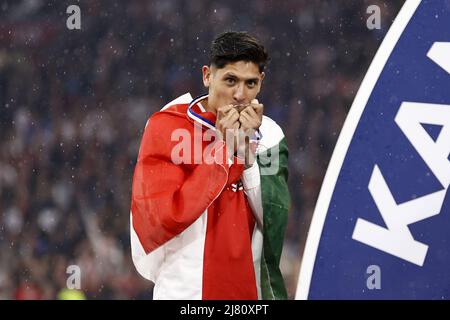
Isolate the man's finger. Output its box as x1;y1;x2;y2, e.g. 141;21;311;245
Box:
250;103;264;115
239;112;256;131
239;111;251;124
234;104;248;113
217;104;236;117
225;109;240;122
220;108;238;125
232;121;240;129
218;104;235;112
241;105;259;118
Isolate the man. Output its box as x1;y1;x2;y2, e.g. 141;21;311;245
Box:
130;31;290;300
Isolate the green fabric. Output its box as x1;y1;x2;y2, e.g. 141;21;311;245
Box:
257;137;290;300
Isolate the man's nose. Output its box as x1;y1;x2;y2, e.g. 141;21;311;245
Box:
233;83;246;104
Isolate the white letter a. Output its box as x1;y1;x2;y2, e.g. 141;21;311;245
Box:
66;5;81;30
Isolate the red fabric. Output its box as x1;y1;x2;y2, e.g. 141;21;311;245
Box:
202;168;257;300
131;102;257;299
131;104;228;252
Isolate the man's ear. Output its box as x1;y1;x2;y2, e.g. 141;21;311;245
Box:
257;71;265;93
202;66;211;87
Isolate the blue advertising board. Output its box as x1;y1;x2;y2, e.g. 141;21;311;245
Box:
296;0;450;299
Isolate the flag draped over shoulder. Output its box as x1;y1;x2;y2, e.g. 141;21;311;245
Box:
257;119;290;300
130;93;290;300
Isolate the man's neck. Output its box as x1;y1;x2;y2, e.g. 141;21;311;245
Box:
202;98;216;115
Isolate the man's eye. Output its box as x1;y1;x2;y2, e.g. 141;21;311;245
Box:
247;81;257;88
225;78;236;85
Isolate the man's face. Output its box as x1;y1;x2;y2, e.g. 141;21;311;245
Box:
202;61;265;112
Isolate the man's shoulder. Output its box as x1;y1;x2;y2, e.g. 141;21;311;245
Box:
144;93;194;129
144;104;190;133
259;115;286;150
261;115;284;133
160;93;193;110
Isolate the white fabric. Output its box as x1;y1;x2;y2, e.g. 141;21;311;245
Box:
243;161;263;228
258;115;285;151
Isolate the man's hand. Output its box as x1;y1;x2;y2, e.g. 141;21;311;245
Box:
237;99;264;168
216;105;240;154
239;99;263;131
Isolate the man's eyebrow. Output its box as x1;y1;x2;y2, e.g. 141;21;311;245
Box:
222;72;259;82
223;72;238;78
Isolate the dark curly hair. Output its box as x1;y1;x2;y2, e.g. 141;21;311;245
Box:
209;31;269;73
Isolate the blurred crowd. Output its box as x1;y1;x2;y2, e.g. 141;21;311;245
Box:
0;0;403;299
